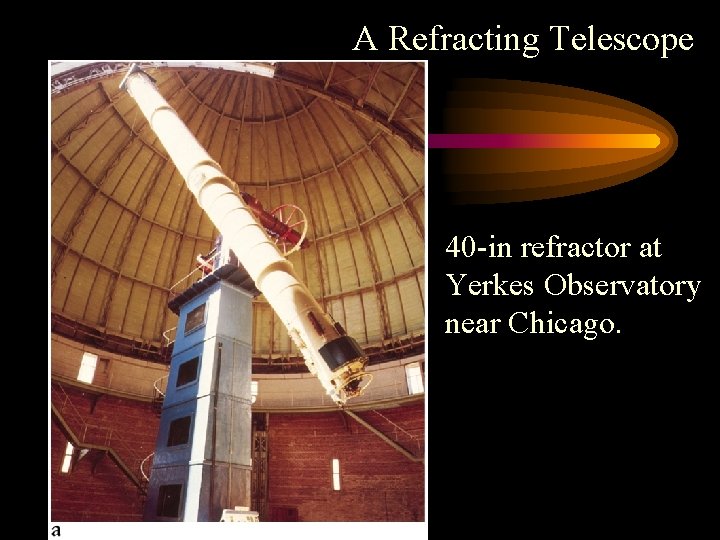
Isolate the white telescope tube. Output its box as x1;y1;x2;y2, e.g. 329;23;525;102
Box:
120;65;370;404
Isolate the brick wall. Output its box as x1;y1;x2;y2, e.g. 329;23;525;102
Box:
50;386;160;521
51;423;146;521
51;384;425;522
267;402;425;521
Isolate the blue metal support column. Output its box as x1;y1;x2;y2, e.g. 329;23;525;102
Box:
144;277;255;522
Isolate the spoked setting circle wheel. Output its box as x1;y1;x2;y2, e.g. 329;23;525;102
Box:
270;204;308;256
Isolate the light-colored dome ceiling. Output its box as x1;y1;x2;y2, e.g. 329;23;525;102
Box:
50;61;425;371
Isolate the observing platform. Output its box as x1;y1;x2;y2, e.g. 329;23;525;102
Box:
168;249;259;314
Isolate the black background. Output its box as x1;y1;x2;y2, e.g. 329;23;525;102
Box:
424;17;713;526
55;13;714;528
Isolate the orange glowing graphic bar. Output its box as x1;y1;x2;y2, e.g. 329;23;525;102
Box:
428;133;661;149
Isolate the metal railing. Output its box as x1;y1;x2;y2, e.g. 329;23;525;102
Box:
153;375;169;398
252;379;422;410
371;409;423;455
140;452;154;483
161;327;177;349
51;382;147;476
160;249;223;347
168;266;206;299
168;248;226;301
